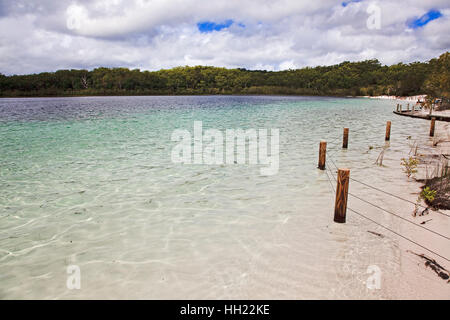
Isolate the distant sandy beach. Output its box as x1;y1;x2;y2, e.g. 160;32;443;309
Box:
364;95;427;102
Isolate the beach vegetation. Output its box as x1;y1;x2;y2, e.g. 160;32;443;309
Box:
401;156;419;178
414;187;437;217
421;187;437;203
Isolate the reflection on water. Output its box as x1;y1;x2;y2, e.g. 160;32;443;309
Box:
0;96;438;299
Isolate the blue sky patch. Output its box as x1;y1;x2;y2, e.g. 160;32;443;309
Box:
197;20;234;33
341;0;362;7
408;9;442;28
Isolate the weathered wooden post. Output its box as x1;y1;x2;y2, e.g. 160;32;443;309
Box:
396;104;399;112
343;128;349;149
430;117;436;137
407;103;410;112
318;141;327;170
385;121;391;141
399;104;402;112
334;168;350;223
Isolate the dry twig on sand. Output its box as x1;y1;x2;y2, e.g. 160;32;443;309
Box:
407;250;450;282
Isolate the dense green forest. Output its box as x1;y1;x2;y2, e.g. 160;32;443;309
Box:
0;52;448;98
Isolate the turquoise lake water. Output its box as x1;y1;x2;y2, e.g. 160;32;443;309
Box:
0;96;440;299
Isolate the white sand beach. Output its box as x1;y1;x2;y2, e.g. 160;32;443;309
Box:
384;115;449;299
366;95;427;103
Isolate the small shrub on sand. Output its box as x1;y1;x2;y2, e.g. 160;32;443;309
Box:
421;187;437;203
401;157;419;178
414;187;437;217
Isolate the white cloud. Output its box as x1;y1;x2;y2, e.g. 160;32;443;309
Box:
0;0;448;74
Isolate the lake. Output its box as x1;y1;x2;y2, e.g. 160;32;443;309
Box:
0;95;436;299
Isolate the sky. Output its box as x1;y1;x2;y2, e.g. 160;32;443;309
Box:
0;0;449;75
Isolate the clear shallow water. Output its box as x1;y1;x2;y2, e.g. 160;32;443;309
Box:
0;96;442;299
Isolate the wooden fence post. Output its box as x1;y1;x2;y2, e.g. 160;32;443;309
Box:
318;141;327;170
334;169;350;223
385;121;391;141
430;117;436;137
343;128;349;149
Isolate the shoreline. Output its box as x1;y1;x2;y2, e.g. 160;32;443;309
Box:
0;93;427;100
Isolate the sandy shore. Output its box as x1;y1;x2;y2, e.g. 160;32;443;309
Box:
390;113;450;299
364;95;427;102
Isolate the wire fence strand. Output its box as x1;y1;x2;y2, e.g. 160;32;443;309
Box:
347;207;450;263
326;151;450;218
348;176;450;218
348;191;450;240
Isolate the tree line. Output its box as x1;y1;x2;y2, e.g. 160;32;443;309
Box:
0;52;448;98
